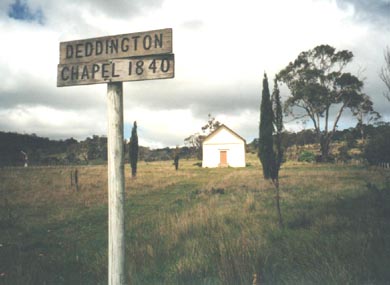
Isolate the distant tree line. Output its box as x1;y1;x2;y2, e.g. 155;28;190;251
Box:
248;124;384;153
248;122;390;164
0;131;194;167
0;121;388;167
0;132;108;166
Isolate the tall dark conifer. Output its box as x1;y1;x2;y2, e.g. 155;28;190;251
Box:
259;73;275;179
259;73;284;227
129;121;138;178
272;79;284;170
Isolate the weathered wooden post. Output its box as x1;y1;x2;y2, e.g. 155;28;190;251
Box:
57;28;174;284
20;150;28;167
70;169;79;191
107;82;125;284
74;169;79;192
70;170;74;189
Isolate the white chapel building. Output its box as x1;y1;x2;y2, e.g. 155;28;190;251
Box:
202;125;246;168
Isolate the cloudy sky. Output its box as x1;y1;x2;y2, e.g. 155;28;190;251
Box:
0;0;389;148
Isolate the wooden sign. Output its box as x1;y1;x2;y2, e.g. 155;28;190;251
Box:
57;28;174;285
57;54;174;87
59;28;172;64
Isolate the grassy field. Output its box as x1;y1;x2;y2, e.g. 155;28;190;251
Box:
1;154;390;284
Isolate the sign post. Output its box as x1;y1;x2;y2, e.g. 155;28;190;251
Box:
57;28;174;285
107;82;125;284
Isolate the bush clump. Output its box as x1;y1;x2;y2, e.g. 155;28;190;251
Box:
298;150;316;162
364;128;390;165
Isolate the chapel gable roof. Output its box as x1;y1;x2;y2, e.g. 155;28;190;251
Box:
203;124;246;144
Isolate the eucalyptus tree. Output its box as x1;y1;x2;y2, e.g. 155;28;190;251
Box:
278;44;374;161
184;114;221;159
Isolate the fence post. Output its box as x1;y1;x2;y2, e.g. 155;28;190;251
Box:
74;169;79;192
70;170;74;190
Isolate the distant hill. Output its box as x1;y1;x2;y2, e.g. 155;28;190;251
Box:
0;132;77;166
0;132;194;167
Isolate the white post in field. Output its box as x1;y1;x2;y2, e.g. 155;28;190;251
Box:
57;29;174;284
107;82;126;285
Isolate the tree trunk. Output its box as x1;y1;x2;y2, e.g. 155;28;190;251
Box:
359;124;366;145
273;178;283;228
320;136;331;162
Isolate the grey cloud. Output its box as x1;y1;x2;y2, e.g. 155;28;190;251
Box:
0;110;105;140
0;1;13;15
0;74;105;111
336;0;390;25
189;91;258;118
139;125;185;147
122;79;261;146
29;0;165;39
123;80;259;116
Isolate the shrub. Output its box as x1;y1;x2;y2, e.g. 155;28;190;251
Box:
364;128;390;165
338;145;351;162
298;151;316;162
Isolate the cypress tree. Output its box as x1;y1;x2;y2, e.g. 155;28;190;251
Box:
259;73;275;179
272;78;284;170
259;73;284;227
129;121;138;178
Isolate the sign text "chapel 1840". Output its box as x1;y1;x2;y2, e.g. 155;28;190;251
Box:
59;28;172;64
57;54;174;87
